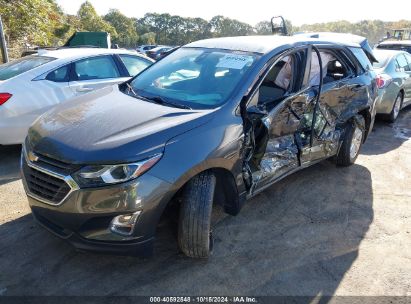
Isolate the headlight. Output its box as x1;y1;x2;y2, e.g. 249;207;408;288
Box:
72;153;162;188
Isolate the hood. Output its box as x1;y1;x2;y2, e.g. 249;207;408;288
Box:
27;85;215;164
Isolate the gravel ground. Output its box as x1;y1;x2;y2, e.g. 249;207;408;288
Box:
0;109;410;297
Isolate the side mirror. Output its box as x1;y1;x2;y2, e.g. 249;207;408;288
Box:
271;16;288;36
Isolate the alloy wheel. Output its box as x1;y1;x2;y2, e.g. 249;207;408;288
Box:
393;95;402;120
350;126;363;160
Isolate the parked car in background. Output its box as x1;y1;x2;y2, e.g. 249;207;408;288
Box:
376;40;411;54
372;49;411;122
136;45;157;54
146;46;173;60
21;34;378;258
0;48;154;145
156;46;179;60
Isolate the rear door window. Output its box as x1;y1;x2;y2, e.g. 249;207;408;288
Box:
396;54;410;72
0;56;55;80
119;55;151;76
46;65;69;82
73;56;120;81
309;49;354;86
349;47;372;71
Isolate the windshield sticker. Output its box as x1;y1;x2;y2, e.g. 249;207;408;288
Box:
216;55;253;69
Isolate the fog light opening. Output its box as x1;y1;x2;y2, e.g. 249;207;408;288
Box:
109;211;141;236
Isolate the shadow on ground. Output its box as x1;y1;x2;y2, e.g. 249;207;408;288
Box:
362;106;411;155
0;159;374;300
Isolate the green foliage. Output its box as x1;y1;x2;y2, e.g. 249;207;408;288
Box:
77;1;117;40
255;21;272;35
0;0;64;45
104;9;138;48
136;13;212;45
209;15;254;37
294;20;411;44
1;0;411;59
139;32;156;45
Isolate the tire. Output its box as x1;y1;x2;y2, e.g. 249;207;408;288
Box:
335;116;365;167
387;92;403;123
178;171;216;258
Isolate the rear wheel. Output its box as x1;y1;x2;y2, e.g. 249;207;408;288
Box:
178;171;215;258
335;116;365;167
387;92;403;123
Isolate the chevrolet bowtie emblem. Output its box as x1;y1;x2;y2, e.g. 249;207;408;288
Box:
28;151;39;162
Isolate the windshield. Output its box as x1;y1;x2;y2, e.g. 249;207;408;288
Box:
0;56;55;80
128;48;259;109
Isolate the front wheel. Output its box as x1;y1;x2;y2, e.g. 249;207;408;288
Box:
178;171;216;258
334;116;365;167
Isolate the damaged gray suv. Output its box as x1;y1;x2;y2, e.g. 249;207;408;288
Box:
22;34;378;258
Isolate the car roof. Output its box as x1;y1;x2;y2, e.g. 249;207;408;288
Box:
185;35;360;54
378;40;411;46
36;48;153;61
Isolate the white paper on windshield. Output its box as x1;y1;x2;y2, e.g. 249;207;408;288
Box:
216;55;252;69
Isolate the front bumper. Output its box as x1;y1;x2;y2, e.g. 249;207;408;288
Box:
22;152;174;256
31;206;155;256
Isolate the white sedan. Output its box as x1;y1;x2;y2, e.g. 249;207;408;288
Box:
0;48;154;145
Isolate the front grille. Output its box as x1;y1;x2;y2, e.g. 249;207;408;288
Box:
34;153;80;175
22;160;71;205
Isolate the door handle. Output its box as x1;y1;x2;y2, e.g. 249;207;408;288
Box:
76;87;94;93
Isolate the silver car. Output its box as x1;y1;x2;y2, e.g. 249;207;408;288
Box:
0;48;154;145
373;49;411;122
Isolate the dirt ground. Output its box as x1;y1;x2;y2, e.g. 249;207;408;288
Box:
0;109;410;298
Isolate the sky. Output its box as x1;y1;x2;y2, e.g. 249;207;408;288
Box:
56;0;411;26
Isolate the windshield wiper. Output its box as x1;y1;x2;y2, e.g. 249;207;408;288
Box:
124;86;192;110
125;83;138;97
143;95;192;110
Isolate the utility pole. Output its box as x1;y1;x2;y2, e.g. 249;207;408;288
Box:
0;15;9;63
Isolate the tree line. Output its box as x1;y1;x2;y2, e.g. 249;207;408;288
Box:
1;0;411;59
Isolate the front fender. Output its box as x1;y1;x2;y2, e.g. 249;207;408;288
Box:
148;115;245;193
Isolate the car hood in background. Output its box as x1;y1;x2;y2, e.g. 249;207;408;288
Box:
27;85;216;164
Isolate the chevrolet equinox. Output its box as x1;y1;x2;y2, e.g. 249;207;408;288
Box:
22;34;378;258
